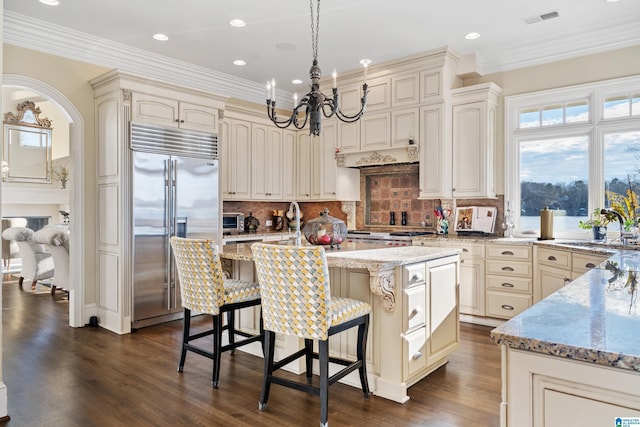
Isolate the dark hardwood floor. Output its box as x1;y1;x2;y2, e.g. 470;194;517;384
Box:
2;275;501;426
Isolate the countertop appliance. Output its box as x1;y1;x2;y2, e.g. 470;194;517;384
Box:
131;122;220;328
346;230;435;246
222;212;245;233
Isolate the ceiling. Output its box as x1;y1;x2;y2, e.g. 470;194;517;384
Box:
4;0;640;101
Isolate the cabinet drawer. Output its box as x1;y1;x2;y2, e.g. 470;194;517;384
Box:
572;252;608;274
403;327;427;379
439;241;485;258
486;245;532;261
404;263;426;288
486;291;532;319
404;285;426;332
486;260;532;277
537;247;571;269
486;275;532;293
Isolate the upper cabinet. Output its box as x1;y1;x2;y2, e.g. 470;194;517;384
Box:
221;119;252;200
451;83;502;199
132;92;219;133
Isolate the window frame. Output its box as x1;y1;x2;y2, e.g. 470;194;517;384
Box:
505;75;640;240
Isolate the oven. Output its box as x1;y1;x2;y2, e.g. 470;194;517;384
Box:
222;212;245;233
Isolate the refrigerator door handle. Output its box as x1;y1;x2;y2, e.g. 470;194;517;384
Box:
170;159;178;310
165;158;173;311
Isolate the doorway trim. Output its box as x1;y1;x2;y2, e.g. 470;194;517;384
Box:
3;74;85;327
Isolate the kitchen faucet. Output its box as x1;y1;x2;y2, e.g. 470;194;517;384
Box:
288;201;302;246
600;208;627;245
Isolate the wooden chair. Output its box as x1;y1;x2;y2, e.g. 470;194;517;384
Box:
169;236;263;388
251;243;371;427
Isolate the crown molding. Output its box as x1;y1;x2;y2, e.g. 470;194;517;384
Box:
3;11;275;107
478;18;640;75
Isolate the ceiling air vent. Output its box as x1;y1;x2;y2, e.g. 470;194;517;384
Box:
523;10;560;25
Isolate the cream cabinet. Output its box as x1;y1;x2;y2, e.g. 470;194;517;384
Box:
534;247;573;302
413;240;485;316
317;121;360;201
418;103;451;199
296;133;312;200
451;83;501;199
281;130;296;201
392;72;420;108
360;112;391;151
485;244;533;319
391;108;419;148
132;92;219;133
221;119;251;200
571;252;608;277
251;124;283;200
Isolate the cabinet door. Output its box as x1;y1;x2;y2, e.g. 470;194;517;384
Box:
537;265;572;301
132;93;179;128
179;102;218;133
459;257;486;316
361;112;391;151
319;121;338;199
452;101;485;197
281;130;296;201
337;121;360;153
251;124;282;200
296;133;312;200
425;257;459;365
226;120;251;200
391;108;419;148
419;104;451;199
392;73;419;108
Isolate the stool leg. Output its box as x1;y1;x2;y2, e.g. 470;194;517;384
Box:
304;338;313;384
227;310;235;355
177;308;190;372
259;308;265;357
259;330;276;410
357;315;371;398
212;314;223;388
319;339;329;427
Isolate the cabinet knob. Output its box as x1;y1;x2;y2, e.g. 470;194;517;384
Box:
411;273;423;282
564;278;571;284
409;307;422;319
412;351;423;360
460;259;465;264
462;248;469;252
180;119;185;123
175;119;180;123
501;304;514;311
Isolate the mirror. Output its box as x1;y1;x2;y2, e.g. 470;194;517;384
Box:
3;100;52;183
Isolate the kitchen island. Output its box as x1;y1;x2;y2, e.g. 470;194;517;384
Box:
220;242;461;403
491;249;640;426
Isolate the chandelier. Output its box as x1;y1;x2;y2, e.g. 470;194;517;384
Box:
266;0;369;136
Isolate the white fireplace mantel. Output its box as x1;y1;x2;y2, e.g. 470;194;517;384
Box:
2;186;69;205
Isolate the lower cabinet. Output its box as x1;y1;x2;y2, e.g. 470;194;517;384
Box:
485;244;533;319
502;347;640;426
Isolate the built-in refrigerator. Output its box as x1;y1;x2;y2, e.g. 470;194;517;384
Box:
130;123;220;328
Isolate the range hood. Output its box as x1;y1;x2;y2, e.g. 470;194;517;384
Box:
336;145;419;168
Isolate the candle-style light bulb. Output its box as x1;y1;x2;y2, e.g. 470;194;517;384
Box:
359;59;371;85
293;92;298;106
266;81;271;100
332;69;337;89
271;79;276;100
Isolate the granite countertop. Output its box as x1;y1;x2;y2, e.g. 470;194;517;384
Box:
491;248;640;372
220;241;460;270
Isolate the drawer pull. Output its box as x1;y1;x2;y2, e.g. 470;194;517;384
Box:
412;351;423;360
564;278;571;284
501;250;514;256
409;307;422;319
501;266;514;272
501;304;514;311
501;282;514;288
411;273;423;282
547;255;557;261
462;248;469;252
585;262;596;268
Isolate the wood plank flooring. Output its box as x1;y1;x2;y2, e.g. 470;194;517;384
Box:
2;275;501;426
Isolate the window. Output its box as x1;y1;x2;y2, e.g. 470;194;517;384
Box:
506;76;640;238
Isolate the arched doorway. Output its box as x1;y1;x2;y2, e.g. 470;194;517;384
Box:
2;75;85;327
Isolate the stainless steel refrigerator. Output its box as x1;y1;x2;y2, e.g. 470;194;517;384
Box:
131;123;220;328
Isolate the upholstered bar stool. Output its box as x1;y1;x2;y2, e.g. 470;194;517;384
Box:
251;243;371;427
169;237;263;388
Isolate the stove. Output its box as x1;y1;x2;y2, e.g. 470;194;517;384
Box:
346;230;435;246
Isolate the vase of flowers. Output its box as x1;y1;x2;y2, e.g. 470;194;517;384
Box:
52;165;70;189
578;208;617;241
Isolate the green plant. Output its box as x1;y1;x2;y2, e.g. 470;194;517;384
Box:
578;208;617;229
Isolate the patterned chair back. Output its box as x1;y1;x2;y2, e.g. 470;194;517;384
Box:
170;237;226;315
252;243;331;340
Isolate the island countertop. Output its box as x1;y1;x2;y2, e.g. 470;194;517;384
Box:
491;249;640;372
220;241;461;270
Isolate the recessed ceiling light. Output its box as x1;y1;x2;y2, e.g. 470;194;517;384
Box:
605;0;620;3
153;33;169;41
39;0;59;5
359;59;372;67
291;79;303;85
229;19;246;28
464;32;481;40
233;59;246;66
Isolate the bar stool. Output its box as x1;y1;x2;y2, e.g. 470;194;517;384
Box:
251;243;371;427
170;237;263;388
